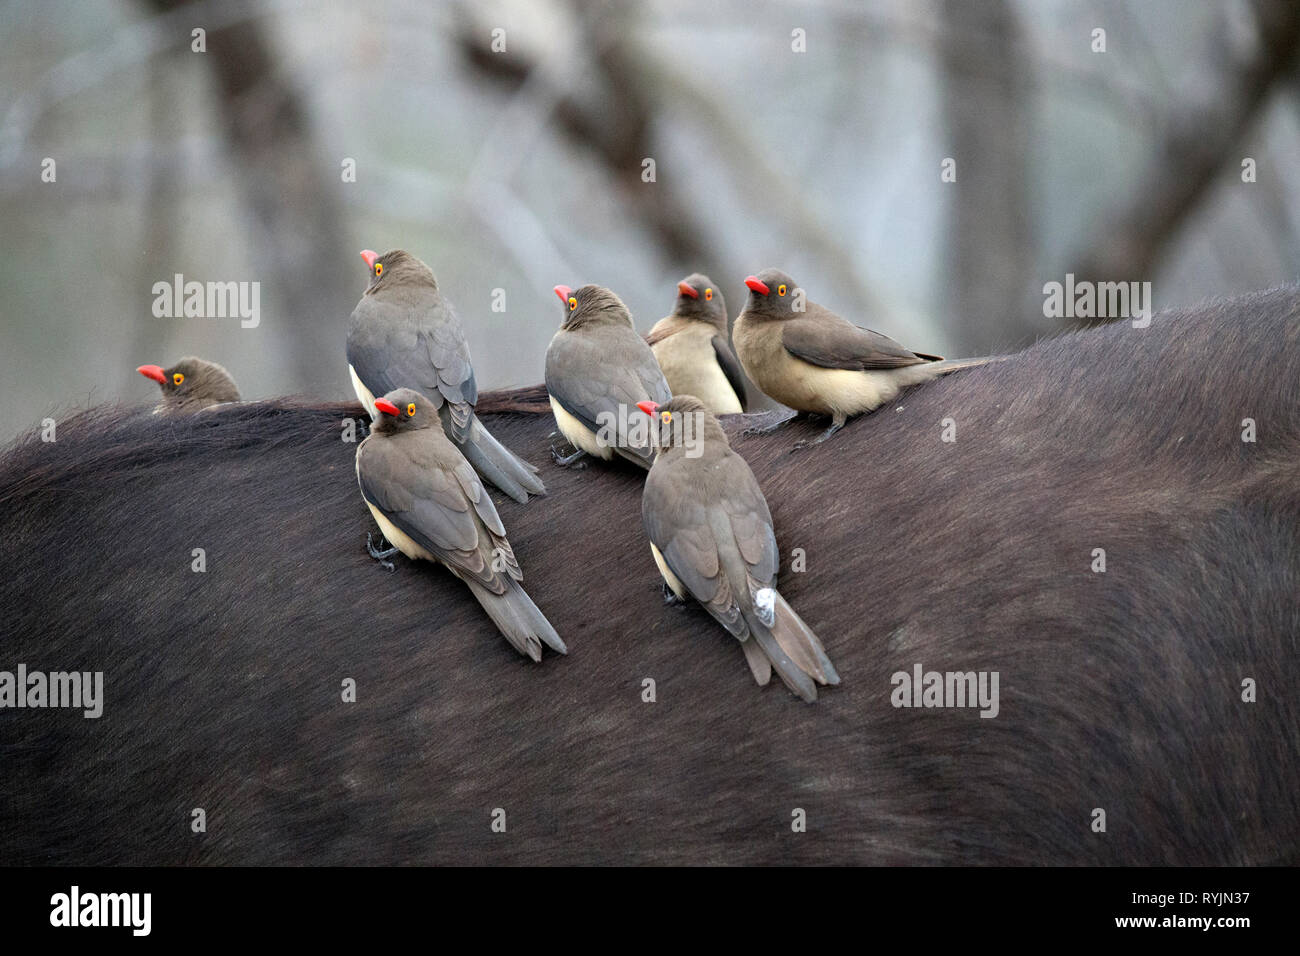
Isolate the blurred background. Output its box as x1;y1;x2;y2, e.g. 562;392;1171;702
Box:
2;0;1299;439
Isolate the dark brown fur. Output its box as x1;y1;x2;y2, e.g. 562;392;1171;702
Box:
1;287;1297;864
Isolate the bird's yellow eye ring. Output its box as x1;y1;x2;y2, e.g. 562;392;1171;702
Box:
406;402;416;417
374;262;383;277
172;372;184;386
568;297;577;311
660;410;673;424
704;288;713;301
777;284;787;296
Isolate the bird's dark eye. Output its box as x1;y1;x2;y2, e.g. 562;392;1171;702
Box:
374;262;383;277
661;411;673;424
568;297;577;311
704;288;713;300
777;284;787;296
172;372;184;386
406;402;416;417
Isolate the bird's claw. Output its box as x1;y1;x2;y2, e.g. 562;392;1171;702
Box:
550;444;587;468
367;532;400;572
793;423;843;450
662;581;685;606
742;417;792;437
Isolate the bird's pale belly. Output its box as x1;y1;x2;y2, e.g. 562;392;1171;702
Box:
652;333;742;415
650;542;687;598
364;501;434;562
776;362;893;416
741;336;931;417
349;364;379;420
549;396;615;459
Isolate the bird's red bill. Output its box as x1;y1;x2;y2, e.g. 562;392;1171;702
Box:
360;249;379;269
636;401;659;416
677;281;699;299
744;276;770;295
374;398;401;416
137;364;166;384
553;285;572;303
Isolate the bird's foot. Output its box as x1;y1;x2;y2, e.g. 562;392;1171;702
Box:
793;422;844;451
662;581;686;606
742;415;795;437
550;444;588;468
367;532;400;572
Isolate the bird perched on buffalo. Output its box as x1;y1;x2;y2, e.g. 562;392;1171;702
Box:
646;273;746;416
355;388;565;662
734;268;989;446
545;283;672;470
637;394;839;702
346;249;545;504
136;357;240;414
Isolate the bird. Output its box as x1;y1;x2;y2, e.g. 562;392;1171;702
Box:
136;357;240;414
346;249;545;504
733;268;991;446
544;283;672;470
355;388;565;662
645;273;746;416
636;394;840;702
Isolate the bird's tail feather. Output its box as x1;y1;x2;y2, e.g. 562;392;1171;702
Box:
740;636;773;687
460;414;547;503
929;354;1009;374
465;578;566;662
749;628;818;703
768;591;840;687
740;589;838;702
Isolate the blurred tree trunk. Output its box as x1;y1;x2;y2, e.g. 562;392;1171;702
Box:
141;0;352;393
132;53;180;369
939;0;1036;354
1068;0;1300;324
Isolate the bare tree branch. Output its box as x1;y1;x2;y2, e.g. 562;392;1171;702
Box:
455;5;898;325
457;6;712;272
1067;0;1300;325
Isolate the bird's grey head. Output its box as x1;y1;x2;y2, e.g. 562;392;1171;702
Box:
671;273;727;330
638;394;725;454
371;388;441;434
360;249;438;294
742;268;801;320
554;283;634;330
137;356;240;408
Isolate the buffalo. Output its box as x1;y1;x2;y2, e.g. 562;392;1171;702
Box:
0;287;1297;864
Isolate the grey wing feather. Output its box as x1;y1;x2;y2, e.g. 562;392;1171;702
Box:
711;334;748;410
546;327;671;460
644;453;828;699
781;306;933;370
347;294;478;411
357;437;516;590
642;458;763;637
